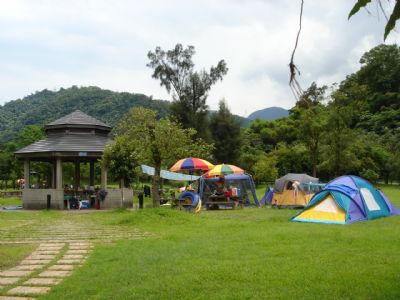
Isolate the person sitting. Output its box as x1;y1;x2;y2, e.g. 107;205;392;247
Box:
215;176;226;195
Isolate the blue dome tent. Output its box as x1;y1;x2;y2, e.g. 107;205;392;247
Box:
292;175;399;224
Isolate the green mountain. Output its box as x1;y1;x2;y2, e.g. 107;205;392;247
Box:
247;106;289;120
0;86;250;142
0;86;170;142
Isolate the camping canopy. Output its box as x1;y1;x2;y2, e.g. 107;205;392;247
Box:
274;173;319;193
292;175;400;224
198;173;259;206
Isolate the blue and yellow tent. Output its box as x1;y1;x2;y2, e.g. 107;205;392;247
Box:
291;175;399;224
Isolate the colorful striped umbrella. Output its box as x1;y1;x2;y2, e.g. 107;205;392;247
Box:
204;164;244;177
170;157;214;172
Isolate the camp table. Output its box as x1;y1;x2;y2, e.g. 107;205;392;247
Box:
206;194;242;210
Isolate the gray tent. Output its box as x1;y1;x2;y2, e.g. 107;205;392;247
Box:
274;173;319;193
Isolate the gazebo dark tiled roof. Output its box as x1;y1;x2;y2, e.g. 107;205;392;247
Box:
15;134;111;155
15;110;112;158
45;110;111;131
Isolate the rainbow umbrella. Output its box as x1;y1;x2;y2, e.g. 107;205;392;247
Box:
170;157;214;172
204;164;244;177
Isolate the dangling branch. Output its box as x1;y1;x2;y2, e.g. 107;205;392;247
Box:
289;0;304;101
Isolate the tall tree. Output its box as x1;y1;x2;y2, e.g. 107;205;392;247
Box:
210;100;241;164
106;107;213;206
147;44;228;141
293;82;328;177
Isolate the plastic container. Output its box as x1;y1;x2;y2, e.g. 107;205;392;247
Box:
80;200;90;209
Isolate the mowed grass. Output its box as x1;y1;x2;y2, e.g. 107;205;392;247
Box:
0;243;37;270
0;196;22;207
0;186;398;299
34;185;400;300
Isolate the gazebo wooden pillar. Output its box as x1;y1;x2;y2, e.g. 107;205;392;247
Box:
15;110;114;209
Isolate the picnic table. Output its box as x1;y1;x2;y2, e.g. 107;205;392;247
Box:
205;194;243;210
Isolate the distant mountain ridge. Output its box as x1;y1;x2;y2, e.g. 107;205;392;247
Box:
0;86;250;142
0;86;171;142
247;106;289;120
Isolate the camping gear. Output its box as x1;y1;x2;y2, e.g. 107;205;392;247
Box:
174;190;202;213
170;157;214;172
204;164;244;177
292;175;400;224
260;188;274;205
198;173;259;209
80;200;90;209
272;173;320;207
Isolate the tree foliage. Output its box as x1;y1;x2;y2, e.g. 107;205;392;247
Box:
209;100;241;164
0;86;170;143
0;125;44;187
105;107;213;206
348;0;400;40
147;44;228;141
241;44;400;183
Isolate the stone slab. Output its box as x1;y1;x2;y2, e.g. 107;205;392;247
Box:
62;254;84;259
39;243;64;247
27;255;56;260
65;249;89;254
48;265;75;271
36;250;59;255
68;247;91;250
0;270;33;277
69;244;92;249
11;265;43;271
0;277;20;285
7;286;50;295
57;259;83;265
0;296;36;300
37;246;63;251
20;260;51;265
23;277;61;286
38;271;71;278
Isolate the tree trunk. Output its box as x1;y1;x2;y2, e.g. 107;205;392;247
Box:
152;164;161;207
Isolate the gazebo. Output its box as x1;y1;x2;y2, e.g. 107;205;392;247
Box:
15;110;132;209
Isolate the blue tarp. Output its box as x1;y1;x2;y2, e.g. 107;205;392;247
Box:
141;165;200;181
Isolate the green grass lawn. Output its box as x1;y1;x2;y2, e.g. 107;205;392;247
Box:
0;186;399;299
0;243;37;270
0;197;22;207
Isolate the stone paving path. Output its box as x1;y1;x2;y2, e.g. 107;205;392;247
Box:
0;219;150;243
0;212;153;299
0;242;92;299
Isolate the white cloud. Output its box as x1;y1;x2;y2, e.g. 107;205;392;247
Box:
0;0;398;116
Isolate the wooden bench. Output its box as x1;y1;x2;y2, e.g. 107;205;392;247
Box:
205;195;243;210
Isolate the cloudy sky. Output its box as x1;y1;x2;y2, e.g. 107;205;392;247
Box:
0;0;398;116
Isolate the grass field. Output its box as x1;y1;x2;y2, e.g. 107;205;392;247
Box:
0;185;399;299
0;243;36;270
0;196;22;207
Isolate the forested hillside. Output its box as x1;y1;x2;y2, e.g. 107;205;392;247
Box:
0;86;251;142
241;44;400;184
0;86;170;142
